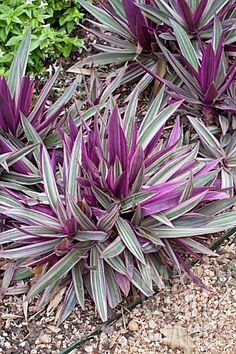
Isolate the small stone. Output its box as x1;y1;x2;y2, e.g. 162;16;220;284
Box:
118;335;128;346
149;320;156;329
47;325;61;334
38;334;51;344
30;350;37;354
128;319;139;331
84;345;94;353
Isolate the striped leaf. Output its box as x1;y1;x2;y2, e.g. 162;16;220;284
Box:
8;28;31;99
41;146;64;217
68;196;96;231
74;230;106;241
72;261;85;309
101;237;125;258
28;244;91;298
90;246;107;321
138;100;183;149
104;265;122;308
3;208;61;229
0;239;59;259
170;20;199;71
116;217;145;264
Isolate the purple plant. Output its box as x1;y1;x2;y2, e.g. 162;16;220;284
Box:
140;0;236;40
70;0;236;94
189;116;236;197
139;17;236;120
0;29;78;171
1;88;236;323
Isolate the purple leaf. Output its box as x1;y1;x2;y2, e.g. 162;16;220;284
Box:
177;0;195;31
200;44;216;93
203;82;218;104
167;117;181;147
108;107;128;170
193;0;208;27
129;145;144;186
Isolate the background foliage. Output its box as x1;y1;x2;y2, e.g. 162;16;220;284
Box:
0;0;83;75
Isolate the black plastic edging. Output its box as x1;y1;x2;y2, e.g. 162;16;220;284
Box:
59;228;236;354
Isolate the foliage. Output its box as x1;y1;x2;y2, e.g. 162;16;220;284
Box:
0;0;83;75
189;116;236;196
140;19;236;118
71;0;236;113
1;18;236;324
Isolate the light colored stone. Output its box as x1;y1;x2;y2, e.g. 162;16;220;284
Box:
148;320;156;329
38;334;51;344
128;319;139;331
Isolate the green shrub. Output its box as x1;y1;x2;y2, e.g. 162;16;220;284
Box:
0;0;83;75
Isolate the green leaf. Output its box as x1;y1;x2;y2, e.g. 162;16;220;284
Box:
69;52;136;70
67;132;81;199
131;269;154;297
74;230;106;241
188;116;222;154
41;145;65;218
72;261;85;309
213;16;222;53
28;244;91;298
138;100;183;149
170;20;199;71
8;27;31;99
0;239;59;259
121;191;157;211
78;0;132;39
90;246;107;321
116;217;145;264
68;196;96;231
101;237;125;258
164;191;207;220
104;264;122;308
3;208;61;229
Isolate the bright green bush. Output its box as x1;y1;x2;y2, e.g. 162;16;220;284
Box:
0;0;83;75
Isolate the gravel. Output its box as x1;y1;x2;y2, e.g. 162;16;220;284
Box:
0;238;235;354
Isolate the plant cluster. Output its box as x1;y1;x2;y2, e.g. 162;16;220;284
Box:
0;0;83;75
71;0;236;118
0;1;236;324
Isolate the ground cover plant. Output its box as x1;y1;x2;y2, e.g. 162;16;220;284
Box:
1;25;236;325
71;0;236;114
0;0;83;75
0;1;236;330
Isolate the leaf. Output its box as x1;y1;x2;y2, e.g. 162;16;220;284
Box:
74;230;106;241
67;132;81;199
90;246;107;321
138;100;183;149
8;28;31;99
69;53;136;70
78;0;132;39
161;326;195;354
188;116;222;152
41;145;65;218
27;244;91;299
68;196;96;231
170;19;199;71
116;217;145;264
0;239;59;259
72;261;85;309
101;237;125;258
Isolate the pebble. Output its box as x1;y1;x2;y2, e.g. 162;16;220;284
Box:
128;320;139;331
84;345;94;353
148;320;156;329
36;334;51;344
